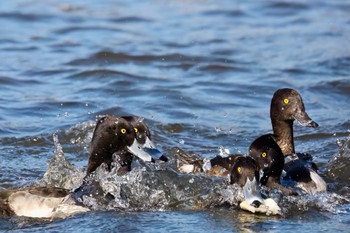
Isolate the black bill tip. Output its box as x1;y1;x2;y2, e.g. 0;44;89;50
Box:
159;155;169;162
308;121;319;128
252;200;262;208
144;148;168;163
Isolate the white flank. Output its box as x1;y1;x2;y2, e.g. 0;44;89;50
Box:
179;164;194;173
9;191;64;218
51;204;90;219
297;170;327;195
310;170;327;193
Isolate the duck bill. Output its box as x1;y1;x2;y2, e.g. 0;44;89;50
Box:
242;177;264;208
143;136;156;149
143;137;168;162
293;110;319;128
127;139;154;162
240;177;282;215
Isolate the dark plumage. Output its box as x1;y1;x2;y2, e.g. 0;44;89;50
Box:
87;116;136;175
270;88;318;155
269;88;326;194
248;134;295;195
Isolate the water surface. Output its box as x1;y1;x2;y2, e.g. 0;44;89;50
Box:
0;0;350;232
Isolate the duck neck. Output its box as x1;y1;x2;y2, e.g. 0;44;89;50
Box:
86;141;125;175
271;119;295;155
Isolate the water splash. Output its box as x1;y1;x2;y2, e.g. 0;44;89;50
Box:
42;134;85;190
78;162;231;212
218;146;231;157
41;135;350;216
327;136;350;182
64;120;95;148
282;191;350;215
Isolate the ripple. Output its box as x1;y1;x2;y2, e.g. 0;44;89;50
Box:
0;38;17;44
262;1;310;16
203;9;246;17
0;76;42;86
66;51;209;66
67;69;140;80
161;41;191;49
317;56;350;76
109;16;153;23
0;12;54;22
198;63;248;72
54;26;125;35
268;1;310;10
2;46;38;51
24;69;76;77
311;78;350;100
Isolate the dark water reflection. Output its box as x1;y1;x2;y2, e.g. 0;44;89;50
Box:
0;0;350;232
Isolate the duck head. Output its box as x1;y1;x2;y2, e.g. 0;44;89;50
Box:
122;116;168;162
122;116;155;148
86;115;154;175
230;156;282;215
270;88;318;155
248;134;284;187
230;156;264;208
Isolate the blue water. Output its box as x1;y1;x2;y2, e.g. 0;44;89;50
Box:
1;0;350;232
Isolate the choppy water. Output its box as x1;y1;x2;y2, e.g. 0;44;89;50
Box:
1;0;350;232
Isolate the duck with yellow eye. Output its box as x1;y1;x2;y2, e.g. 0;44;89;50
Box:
270;88;326;194
0;115;156;219
271;88;318;155
248;134;295;195
230;156;281;215
122;116;168;162
86;115;155;176
176;135;282;215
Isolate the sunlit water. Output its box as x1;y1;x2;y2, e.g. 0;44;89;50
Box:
0;0;350;232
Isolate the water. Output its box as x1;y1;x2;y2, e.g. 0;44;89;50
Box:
0;0;350;231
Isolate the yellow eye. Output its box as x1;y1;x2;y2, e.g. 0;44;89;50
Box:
237;167;242;173
121;128;126;134
134;127;138;133
261;152;267;158
283;98;289;104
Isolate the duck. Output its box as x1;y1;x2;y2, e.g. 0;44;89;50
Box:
0;187;88;219
269;88;327;194
248;134;295;195
176;135;283;215
177;135;282;183
230;155;281;215
0;115;155;218
86;115;158;176
177;148;238;176
201;134;295;195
